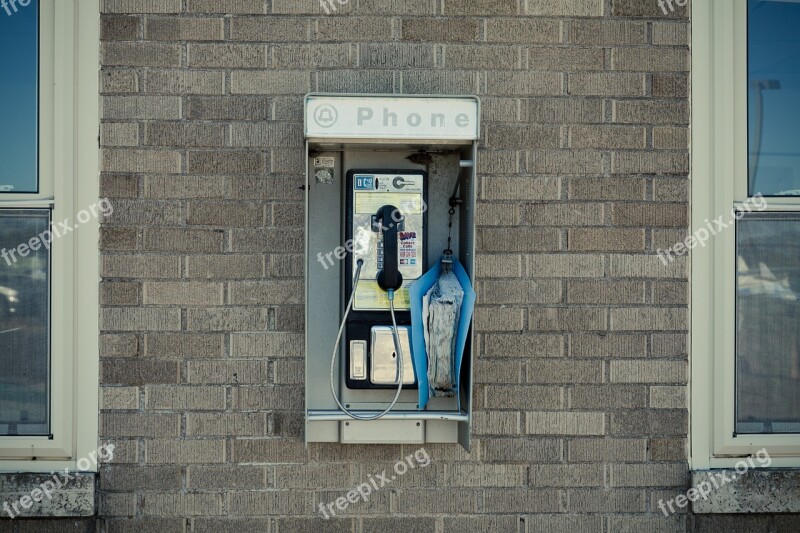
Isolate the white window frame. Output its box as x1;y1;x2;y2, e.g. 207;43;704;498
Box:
0;0;99;472
692;0;800;469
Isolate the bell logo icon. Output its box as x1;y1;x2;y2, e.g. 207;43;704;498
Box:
313;105;338;128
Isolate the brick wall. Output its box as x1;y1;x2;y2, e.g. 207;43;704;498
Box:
95;0;697;531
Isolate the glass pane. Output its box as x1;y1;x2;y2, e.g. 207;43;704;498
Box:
0;0;38;193
736;213;800;433
748;0;800;196
0;209;50;436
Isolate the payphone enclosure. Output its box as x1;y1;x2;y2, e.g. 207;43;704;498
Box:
304;94;479;449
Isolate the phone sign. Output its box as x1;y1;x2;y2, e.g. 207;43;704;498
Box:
354;175;374;190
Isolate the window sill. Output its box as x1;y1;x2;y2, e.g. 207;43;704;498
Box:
691;469;800;513
0;472;95;518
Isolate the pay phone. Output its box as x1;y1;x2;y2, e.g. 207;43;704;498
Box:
304;94;479;448
344;170;427;390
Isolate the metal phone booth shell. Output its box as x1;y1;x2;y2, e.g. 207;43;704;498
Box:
304;94;479;449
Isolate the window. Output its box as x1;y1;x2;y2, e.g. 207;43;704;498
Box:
0;0;99;470
693;0;800;467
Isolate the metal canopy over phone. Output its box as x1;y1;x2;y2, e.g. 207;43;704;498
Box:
304;94;479;449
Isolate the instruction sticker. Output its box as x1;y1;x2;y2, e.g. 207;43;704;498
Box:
354;279;412;311
354;192;424;215
314;157;335;168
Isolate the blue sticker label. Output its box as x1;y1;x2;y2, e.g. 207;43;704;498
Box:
354;175;374;190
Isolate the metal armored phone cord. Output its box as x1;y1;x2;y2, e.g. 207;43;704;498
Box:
329;259;405;420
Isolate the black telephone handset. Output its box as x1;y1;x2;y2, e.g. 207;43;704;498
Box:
373;204;404;292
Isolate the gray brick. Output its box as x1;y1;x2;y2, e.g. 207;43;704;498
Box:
188;44;266;68
101;123;138;146
567;280;645;304
487;71;562;96
612;151;688;175
443;0;516;15
186;413;266;436
477;228;561;252
612;203;688;227
146;17;224;41
231;17;309;41
100;465;181;492
102;15;140;40
610;410;686;436
186;308;268;331
445;45;520;70
527;254;604;277
526;411;605;435
232;438;306;462
653;22;690;45
529;47;605;71
188;465;266;489
485;385;562;410
103;148;181;173
530;464;604;487
144;123;224;147
475;254;523;278
403;18;480;42
480;279;561;304
101;255;181;278
570;385;647;409
570;20;647;45
569;333;647;357
228;123;304;146
142;494;223;516
525;360;604;384
472;411;520;435
103;96;181;119
319;70;395;93
571;125;646;149
488;124;560;149
101;334;139;357
188;201;265;226
103;43;181;67
527;149;604;174
101;386;139;410
101;413;179;437
145;176;225;199
569;72;646;96
567;489;646;512
484;333;563;357
486;19;561;43
610;360;687;384
524;98;603;123
360;43;434;68
609;254;687;279
230;332;303;357
187;0;264;13
654;75;689;97
612;0;688;17
610;463;687;487
474;306;525;331
231;70;311;94
186;255;265;279
101;282;140;306
317;17;393;42
102;308;182;331
228;281;303;305
143;228;223;252
570;177;646;200
528;308;607;332
650;385;686;408
187;360;268;383
482;176;560;201
607;515;686;533
187;151;266;174
568;438;647;462
143;282;224;306
523;204;605;226
145;69;225;95
613;47;689;72
610;308;687;331
101;228;140;251
525;0;603;16
652;333;687;357
145;385;226;410
103;0;182;13
613;100;689;124
230;229;305;252
102;360;179;385
102;69;139;93
483;437;561;462
569;228;645;252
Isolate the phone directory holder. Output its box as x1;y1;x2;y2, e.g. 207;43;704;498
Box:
304;94;479;449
